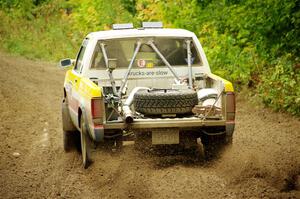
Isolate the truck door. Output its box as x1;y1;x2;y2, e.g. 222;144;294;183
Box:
67;39;89;127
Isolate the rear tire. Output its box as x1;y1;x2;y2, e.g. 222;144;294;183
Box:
80;115;92;169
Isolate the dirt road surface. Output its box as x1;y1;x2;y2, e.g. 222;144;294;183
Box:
0;52;299;199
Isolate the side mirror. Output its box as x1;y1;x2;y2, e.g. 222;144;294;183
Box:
107;58;117;71
59;58;75;69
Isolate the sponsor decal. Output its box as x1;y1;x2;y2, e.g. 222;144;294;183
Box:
129;70;168;76
137;59;146;68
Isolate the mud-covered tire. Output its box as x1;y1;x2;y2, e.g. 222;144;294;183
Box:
63;130;81;152
133;89;198;115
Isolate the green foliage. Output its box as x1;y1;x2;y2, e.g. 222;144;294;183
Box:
67;0;134;35
198;23;257;85
121;0;137;15
259;55;300;116
0;0;299;115
0;0;76;60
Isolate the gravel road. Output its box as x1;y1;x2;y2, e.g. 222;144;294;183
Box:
0;52;299;199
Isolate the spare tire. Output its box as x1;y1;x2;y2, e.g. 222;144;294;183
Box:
133;89;198;115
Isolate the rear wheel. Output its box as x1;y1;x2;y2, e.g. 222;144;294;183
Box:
80;115;92;169
63;131;81;152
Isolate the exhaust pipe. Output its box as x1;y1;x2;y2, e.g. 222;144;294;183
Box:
122;87;149;124
123;106;134;123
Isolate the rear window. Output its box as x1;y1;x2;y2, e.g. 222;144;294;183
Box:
91;37;202;69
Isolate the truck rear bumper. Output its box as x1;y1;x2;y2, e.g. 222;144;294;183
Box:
103;117;226;129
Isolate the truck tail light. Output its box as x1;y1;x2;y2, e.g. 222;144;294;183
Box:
226;92;235;121
91;98;102;119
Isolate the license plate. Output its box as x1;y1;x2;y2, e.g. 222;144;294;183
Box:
152;129;179;145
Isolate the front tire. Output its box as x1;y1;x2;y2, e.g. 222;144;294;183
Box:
80;115;92;169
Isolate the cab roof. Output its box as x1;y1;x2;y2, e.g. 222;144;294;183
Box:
87;28;196;40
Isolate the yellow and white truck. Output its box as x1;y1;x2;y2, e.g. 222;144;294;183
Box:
60;22;235;168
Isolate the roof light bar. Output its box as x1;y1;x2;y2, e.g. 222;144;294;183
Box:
142;22;163;29
112;23;134;30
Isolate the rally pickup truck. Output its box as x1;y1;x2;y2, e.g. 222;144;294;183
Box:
60;22;235;168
